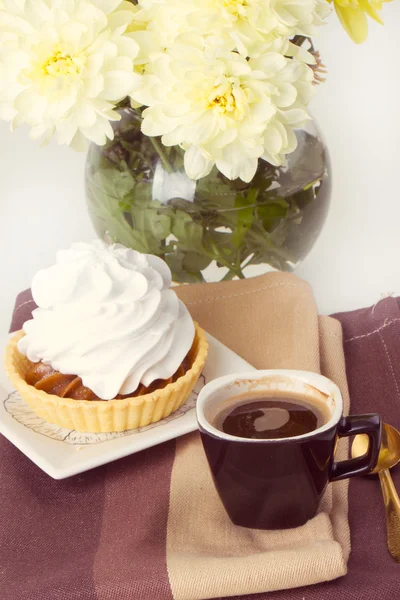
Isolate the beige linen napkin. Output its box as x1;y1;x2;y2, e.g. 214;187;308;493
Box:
169;272;351;600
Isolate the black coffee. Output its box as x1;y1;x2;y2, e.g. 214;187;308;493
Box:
216;396;329;440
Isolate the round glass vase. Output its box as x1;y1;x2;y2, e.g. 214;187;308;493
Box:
85;107;331;283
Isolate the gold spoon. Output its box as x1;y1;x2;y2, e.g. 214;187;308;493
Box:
352;423;400;562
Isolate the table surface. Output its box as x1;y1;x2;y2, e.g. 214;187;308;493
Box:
1;12;399;334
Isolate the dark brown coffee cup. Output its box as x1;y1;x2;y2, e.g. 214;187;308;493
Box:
196;370;382;530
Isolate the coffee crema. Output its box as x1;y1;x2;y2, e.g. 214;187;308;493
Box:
214;393;331;440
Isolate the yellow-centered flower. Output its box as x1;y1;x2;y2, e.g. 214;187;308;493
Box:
132;36;315;182
329;0;390;43
0;0;141;150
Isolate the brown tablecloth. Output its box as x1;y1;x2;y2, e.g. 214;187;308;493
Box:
2;276;400;599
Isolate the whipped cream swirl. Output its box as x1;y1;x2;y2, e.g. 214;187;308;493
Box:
18;241;195;400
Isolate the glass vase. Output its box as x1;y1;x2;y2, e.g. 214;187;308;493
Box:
85;107;331;283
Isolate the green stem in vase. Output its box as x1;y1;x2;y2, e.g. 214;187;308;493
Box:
221;269;240;282
213;254;245;280
149;136;174;174
221;263;245;280
207;238;245;280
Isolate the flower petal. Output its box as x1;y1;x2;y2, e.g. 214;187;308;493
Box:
101;70;140;100
334;5;368;43
184;145;214;180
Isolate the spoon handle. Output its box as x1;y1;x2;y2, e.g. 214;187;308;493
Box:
379;469;400;562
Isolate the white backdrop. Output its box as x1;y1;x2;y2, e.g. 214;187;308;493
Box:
1;10;400;334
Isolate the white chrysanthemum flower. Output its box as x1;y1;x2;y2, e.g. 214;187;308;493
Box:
188;0;330;57
135;0;330;58
132;0;196;53
132;36;314;182
274;0;332;36
0;0;141;150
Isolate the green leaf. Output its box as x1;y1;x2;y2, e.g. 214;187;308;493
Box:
291;187;315;210
195;167;237;209
182;251;211;273
148;212;171;241
257;198;289;232
165;252;206;284
203;230;235;253
171;210;204;252
130;205;171;253
244;219;294;266
123;181;153;208
232;189;257;248
244;227;272;252
90;168;135;201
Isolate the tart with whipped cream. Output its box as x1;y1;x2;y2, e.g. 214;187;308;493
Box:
5;241;208;433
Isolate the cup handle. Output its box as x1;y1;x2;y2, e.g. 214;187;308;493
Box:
329;414;382;482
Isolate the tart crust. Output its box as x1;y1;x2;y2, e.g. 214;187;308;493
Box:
5;324;208;433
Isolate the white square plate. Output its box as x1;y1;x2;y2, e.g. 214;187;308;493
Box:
0;333;254;479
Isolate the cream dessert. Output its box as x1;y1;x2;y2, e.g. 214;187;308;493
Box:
5;241;208;432
18;241;195;399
